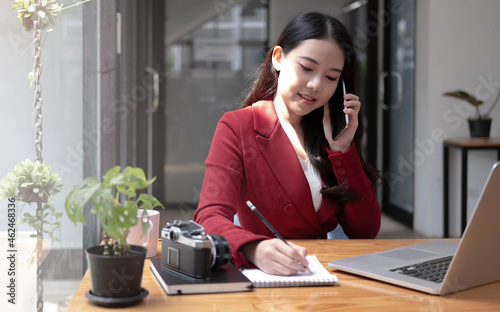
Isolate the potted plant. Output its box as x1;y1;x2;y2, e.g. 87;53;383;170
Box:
65;166;164;307
443;87;500;138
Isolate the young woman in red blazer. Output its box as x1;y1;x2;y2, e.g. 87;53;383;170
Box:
194;12;381;276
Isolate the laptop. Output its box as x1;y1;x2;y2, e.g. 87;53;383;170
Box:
329;161;500;295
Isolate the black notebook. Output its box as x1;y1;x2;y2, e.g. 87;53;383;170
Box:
150;258;253;295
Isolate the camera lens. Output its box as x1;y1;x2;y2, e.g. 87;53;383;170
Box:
168;227;179;241
208;234;230;269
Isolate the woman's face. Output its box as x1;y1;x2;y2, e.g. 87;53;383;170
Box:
272;38;345;123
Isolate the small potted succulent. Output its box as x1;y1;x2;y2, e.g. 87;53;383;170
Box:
443;87;499;138
65;166;164;307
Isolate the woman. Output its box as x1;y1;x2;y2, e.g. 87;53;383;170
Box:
194;12;381;276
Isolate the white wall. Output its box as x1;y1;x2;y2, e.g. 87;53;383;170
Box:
415;0;500;237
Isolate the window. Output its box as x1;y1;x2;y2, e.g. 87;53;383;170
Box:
0;2;84;310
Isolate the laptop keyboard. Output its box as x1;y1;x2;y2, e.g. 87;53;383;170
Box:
389;256;453;283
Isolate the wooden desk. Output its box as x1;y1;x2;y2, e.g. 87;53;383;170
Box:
443;138;500;237
67;239;500;311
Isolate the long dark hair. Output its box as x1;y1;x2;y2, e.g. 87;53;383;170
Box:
241;12;380;205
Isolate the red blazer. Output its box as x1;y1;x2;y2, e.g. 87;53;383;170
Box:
194;100;380;268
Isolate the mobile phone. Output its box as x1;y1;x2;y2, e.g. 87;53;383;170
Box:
332;79;349;141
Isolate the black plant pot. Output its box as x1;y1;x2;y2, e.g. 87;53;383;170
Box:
468;119;492;138
85;245;148;307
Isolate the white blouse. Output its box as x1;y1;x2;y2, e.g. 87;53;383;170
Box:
298;157;323;212
278;115;323;212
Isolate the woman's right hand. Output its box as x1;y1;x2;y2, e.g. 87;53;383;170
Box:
323;92;361;153
241;239;309;275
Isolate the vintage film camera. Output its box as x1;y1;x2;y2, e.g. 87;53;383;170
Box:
161;220;230;279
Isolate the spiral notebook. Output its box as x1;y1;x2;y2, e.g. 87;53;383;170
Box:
241;255;337;287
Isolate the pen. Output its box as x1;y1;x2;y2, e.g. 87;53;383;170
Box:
246;200;312;273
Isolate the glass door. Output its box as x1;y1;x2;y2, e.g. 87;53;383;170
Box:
343;0;380;170
163;1;268;214
381;0;416;226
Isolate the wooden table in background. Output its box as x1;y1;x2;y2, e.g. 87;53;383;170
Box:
67;239;500;311
443;138;500;237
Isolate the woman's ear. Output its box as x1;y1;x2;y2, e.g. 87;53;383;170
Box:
271;46;283;71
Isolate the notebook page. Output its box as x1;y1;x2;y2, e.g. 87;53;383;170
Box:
241;255;338;287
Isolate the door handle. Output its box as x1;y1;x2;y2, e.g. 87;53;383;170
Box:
379;71;403;111
379;71;389;110
145;66;159;114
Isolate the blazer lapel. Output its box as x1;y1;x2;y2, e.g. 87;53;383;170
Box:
252;101;321;234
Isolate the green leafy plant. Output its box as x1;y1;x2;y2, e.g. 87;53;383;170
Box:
12;0;63;31
443;88;500;120
65;166;165;256
12;0;92;87
0;159;63;243
12;0;93;32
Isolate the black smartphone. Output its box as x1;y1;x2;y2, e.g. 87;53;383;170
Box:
331;79;349;141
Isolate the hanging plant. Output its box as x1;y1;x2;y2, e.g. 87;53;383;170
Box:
0;159;64;243
12;0;63;31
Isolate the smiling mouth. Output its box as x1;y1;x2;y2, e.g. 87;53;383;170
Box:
299;93;317;103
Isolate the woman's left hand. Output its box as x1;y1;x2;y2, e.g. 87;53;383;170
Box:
323;93;361;153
